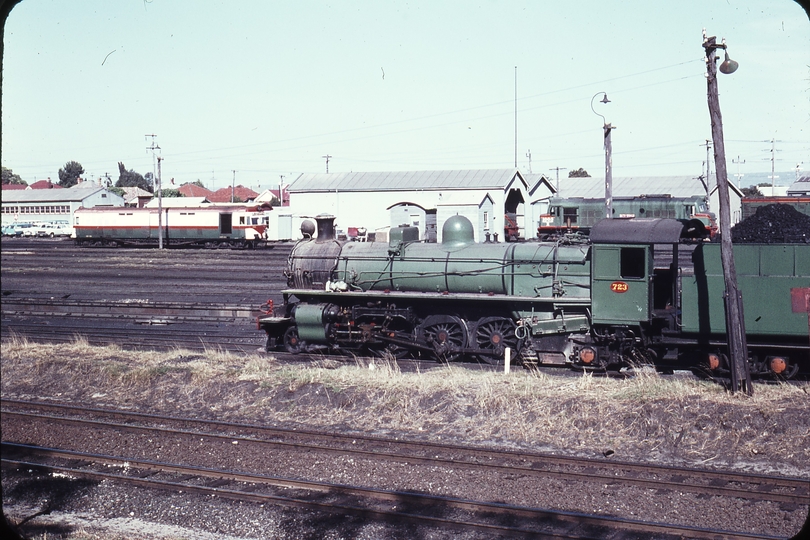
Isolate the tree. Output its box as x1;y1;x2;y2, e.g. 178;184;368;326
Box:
742;185;764;198
115;162;152;193
58;160;84;187
158;189;184;198
568;168;591;178
1;167;26;185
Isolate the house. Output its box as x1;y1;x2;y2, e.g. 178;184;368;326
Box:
120;187;154;208
208;185;259;203
178;183;214;198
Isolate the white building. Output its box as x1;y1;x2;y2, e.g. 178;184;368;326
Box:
1;186;125;225
286;169;555;242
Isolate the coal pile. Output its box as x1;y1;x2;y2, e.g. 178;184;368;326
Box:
731;203;810;243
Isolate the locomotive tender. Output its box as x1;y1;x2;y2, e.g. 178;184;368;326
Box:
73;204;270;248
259;214;809;379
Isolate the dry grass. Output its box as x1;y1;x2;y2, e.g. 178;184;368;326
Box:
2;337;809;476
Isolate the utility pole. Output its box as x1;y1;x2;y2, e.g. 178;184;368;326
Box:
703;30;751;395
279;174;285;206
145;134;160;192
322;155;332;173
550;166;567;196
701;140;713;185
591;92;613;219
732;156;745;187
764;138;782;194
231;170;237;203
514;66;518;168
157;156;164;250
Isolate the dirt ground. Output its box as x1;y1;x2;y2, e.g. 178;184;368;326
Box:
2;337;810;539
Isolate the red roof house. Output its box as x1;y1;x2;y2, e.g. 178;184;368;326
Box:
29;179;63;189
208;185;258;203
178;183;214;198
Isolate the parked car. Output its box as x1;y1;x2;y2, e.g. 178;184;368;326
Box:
13;223;35;237
34;222;72;237
1;224;19;237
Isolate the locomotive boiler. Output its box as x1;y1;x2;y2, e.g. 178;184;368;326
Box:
258;214;809;379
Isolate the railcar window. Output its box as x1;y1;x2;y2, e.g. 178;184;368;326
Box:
620;248;646;279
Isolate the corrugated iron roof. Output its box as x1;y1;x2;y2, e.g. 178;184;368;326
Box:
288;169;525;192
1;186;106;202
556;175;713;199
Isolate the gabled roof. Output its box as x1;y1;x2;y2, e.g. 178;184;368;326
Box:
121;187;153;201
787;176;810;196
288;169;527;193
178;183;214;198
29;180;62;189
555;174;742;199
1;183;28;190
1;185;109;202
524;173;556;197
208;185;258;203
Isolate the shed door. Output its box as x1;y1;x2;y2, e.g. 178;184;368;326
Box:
219;213;232;235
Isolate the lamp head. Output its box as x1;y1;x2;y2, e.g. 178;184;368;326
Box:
600;93;610;104
719;51;739;74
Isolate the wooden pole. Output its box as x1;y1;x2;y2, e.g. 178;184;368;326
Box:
703;34;752;395
604;123;613;219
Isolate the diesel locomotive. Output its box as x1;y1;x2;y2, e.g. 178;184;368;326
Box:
258;214;809;379
537;195;717;238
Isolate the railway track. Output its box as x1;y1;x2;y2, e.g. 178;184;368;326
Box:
2;399;805;539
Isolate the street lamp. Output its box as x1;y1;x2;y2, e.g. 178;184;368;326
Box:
703;29;750;395
591;92;614;219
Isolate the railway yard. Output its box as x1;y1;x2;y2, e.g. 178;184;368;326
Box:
2;237;809;539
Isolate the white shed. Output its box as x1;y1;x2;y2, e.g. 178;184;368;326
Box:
285;169;555;241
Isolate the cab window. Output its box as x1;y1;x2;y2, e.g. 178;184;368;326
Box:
620;248;646;279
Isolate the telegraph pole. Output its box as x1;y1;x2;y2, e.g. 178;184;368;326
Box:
514;66;518;168
765;138;782;193
145;134;160;192
322;155;332;173
732;156;745;187
231;170;237;203
157;156;164;250
591;92;614;219
703;30;751;395
550;166;567;195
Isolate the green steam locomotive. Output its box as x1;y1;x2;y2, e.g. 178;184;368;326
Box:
258;214;808;379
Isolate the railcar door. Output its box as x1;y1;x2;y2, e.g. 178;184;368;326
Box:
219;213;232;236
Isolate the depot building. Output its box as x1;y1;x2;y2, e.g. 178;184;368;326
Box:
286;169;556;242
1;185;125;226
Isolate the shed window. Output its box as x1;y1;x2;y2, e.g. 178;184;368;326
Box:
620;248;646;279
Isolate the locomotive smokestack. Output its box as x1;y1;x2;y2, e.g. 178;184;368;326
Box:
315;214;336;242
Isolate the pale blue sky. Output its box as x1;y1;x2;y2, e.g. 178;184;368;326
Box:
2;0;808;191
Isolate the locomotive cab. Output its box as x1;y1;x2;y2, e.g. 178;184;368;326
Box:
582;219;687;369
